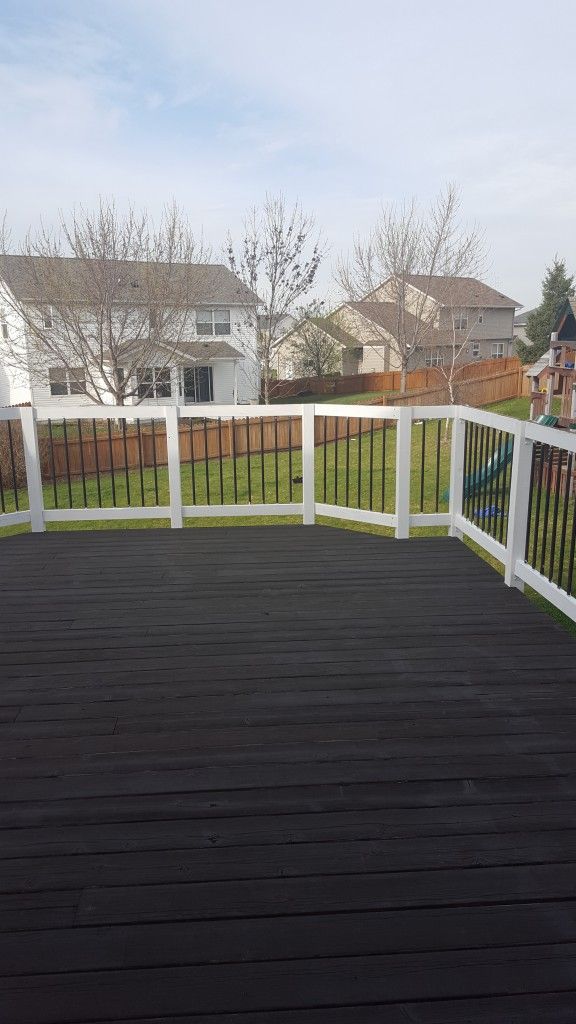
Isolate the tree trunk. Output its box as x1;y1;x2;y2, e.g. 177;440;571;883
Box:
399;364;407;394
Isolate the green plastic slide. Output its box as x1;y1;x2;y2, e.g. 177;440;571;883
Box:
443;437;514;501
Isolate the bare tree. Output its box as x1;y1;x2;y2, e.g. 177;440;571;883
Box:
227;194;324;402
290;302;340;378
0;200;211;404
337;185;485;392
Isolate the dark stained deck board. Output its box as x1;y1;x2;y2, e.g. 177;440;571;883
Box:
1;526;576;1021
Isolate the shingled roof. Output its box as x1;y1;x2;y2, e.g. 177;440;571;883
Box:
402;275;521;309
0;255;258;306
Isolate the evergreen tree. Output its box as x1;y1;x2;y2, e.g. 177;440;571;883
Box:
516;257;574;363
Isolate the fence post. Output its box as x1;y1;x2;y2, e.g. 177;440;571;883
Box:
302;404;315;525
20;407;45;533
504;420;532;590
165;406;183;528
395;406;411;539
448;407;466;538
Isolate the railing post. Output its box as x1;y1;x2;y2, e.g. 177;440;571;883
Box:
302;404;315;525
504;420;532;590
165;406;183;528
20;407;45;533
448;407;466;538
395;406;411;539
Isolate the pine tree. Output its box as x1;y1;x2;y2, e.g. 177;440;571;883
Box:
516;258;575;363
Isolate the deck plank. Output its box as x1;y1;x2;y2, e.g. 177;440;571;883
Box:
1;525;576;1021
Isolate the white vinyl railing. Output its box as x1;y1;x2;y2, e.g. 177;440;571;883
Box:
1;402;576;623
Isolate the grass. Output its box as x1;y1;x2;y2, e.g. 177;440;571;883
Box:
2;396;575;635
273;390;395;405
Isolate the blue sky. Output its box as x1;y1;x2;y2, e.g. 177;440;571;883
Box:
1;0;575;307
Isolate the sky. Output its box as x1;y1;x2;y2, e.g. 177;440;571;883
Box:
0;0;575;309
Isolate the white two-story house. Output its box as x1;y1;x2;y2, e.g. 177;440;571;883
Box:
0;256;260;407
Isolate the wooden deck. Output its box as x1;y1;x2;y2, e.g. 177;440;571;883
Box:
2;525;576;1022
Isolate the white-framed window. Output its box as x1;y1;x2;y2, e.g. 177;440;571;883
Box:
471;341;481;358
181;365;214;402
453;313;468;330
425;348;444;367
491;343;504;359
43;306;54;329
48;367;86;396
136;366;172;399
0;307;8;340
196;308;231;336
477;314;484;324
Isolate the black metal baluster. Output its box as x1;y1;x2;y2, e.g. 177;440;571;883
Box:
260;419;266;502
462;421;470;519
531;443;545;567
245;417;252;503
481;427;492;530
381;420;386;512
231;416;238;503
499;432;513;546
557;452;573;589
189;419;197;505
492;430;504;541
218;418;225;504
357;417;362;508
435;419;441;512
469;423;480;521
204;417;210;504
136;419;145;506
77;419;88;508
345;417;350;506
121;419;130;506
5;421;19;511
92;419;102;508
274;417;279;504
62;418;73;508
107;419;116;507
476;426;486;530
420;419;426;512
369;419;374;511
48;418;58;508
539;445;554;574
323;415;328;503
150;418;159;505
548;448;562;582
334;417;339;505
288;417;293;501
486;428;497;537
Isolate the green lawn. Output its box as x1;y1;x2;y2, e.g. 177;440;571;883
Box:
273;390;395;405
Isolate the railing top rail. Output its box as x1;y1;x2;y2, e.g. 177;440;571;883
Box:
314;403;400;420
458;404;521;434
410;406;456;420
525;419;576;452
33;405;165;421
176;404;305;418
0;407;25;421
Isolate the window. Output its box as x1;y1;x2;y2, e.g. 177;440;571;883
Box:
136;367;172;399
477;314;484;324
453;313;468;330
425;348;444;367
43;306;54;329
196;309;231;336
0;308;8;340
491;343;504;359
181;365;214;402
471;341;480;358
49;367;86;396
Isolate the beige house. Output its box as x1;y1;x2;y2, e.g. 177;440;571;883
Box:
275;276;522;379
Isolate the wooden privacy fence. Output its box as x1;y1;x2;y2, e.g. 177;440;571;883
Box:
269;358;521;399
386;366;524;409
